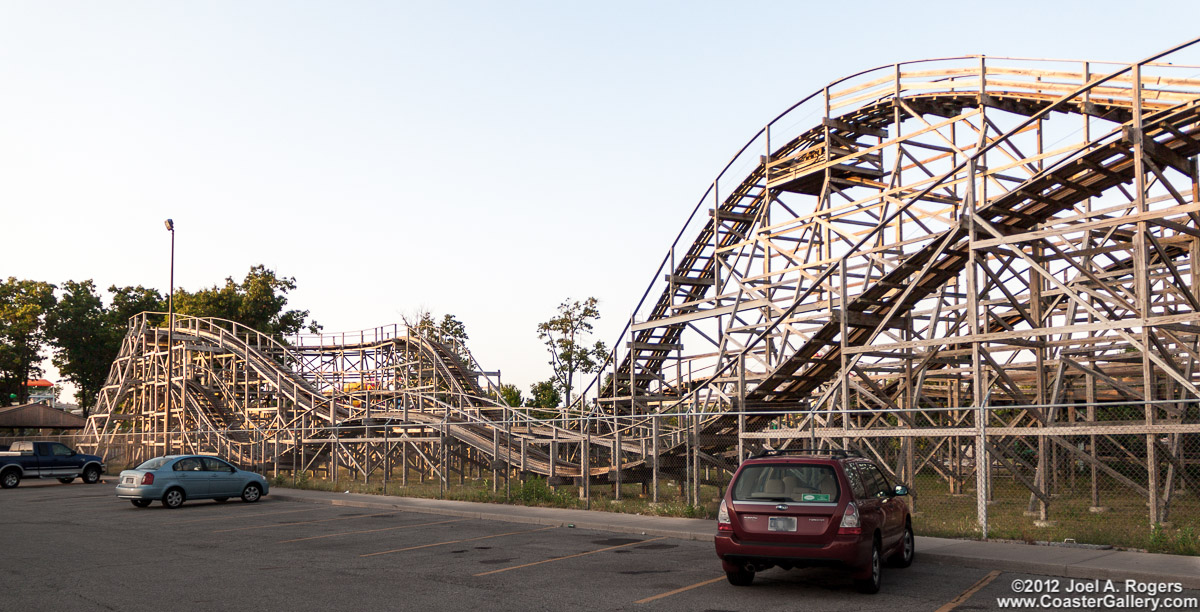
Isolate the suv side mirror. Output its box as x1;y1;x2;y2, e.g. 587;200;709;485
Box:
893;485;909;496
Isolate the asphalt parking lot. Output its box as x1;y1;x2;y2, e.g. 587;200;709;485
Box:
4;481;1198;611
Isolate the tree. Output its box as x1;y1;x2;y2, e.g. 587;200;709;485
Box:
44;280;108;413
173;265;319;336
42;282;165;413
403;309;438;338
536;297;608;410
497;383;523;407
44;283;165;413
527;379;561;410
439;314;468;344
107;285;165;328
404;310;472;360
0;278;56;406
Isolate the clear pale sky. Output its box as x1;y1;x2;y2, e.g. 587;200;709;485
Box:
4;2;1198;402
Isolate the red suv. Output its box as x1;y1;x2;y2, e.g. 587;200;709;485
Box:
714;449;913;593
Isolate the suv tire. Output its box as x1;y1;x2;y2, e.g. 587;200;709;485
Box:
726;566;755;586
854;538;882;594
888;521;914;568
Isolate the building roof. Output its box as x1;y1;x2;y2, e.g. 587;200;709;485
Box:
25;379;54;388
0;403;87;429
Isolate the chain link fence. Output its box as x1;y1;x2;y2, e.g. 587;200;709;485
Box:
8;403;1197;554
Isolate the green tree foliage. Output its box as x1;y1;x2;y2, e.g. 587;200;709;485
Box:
408;310;438;337
44;281;109;413
527;379;562;410
44;282;165;413
173;265;319;336
406;310;472;361
439;314;468;344
536;297;608;410
497;383;523;407
108;285;165;327
0;278;56;406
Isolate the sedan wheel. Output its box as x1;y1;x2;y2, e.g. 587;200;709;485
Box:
131;499;152;508
241;483;262;503
162;488;185;509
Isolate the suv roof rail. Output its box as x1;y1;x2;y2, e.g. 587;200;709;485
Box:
753;448;861;459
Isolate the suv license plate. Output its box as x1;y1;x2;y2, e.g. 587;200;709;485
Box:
768;516;797;532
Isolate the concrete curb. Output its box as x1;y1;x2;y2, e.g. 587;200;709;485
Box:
271;492;712;542
916;538;1200;589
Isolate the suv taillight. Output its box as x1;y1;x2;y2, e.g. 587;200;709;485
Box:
717;499;733;532
838;501;861;535
141;473;154;485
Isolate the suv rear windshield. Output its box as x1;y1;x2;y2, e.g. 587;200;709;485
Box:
732;463;840;503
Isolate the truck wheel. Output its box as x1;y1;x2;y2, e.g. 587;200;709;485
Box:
131;499;152;508
162;488;185;509
241;483;262;503
1;469;19;489
59;477;76;484
82;466;101;484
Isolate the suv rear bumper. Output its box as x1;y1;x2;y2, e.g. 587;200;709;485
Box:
714;533;872;577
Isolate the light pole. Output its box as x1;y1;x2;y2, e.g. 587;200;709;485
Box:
164;219;175;455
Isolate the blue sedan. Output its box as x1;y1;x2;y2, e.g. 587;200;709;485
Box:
115;455;269;509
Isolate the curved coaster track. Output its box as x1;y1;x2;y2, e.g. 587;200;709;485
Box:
85;42;1200;527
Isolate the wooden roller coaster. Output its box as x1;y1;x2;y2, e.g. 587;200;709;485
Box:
84;40;1200;533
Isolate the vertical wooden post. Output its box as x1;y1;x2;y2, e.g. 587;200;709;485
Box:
967;155;989;538
1130;62;1160;526
651;413;660;504
737;353;746;463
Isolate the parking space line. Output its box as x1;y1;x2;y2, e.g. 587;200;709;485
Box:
935;570;1002;612
634;576;725;604
278;518;468;543
164;507;322;525
474;536;668;577
213;511;396;533
361;526;556;557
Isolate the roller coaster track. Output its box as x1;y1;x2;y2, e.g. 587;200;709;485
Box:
85;44;1200;505
592;45;1200;474
82;315;600;477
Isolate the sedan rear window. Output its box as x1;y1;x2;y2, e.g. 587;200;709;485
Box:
732;464;840;502
136;457;170;470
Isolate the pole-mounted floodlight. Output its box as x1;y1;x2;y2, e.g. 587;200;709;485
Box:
165;219;176;454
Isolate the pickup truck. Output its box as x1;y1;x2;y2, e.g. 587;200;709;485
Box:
0;441;106;488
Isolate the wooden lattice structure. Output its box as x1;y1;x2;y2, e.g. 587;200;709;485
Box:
84;40;1200;534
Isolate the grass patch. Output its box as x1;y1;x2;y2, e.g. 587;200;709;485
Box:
910;472;1200;555
269;468;720;519
261;467;1196;556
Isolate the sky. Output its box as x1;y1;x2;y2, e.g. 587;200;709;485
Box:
4;1;1199;403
